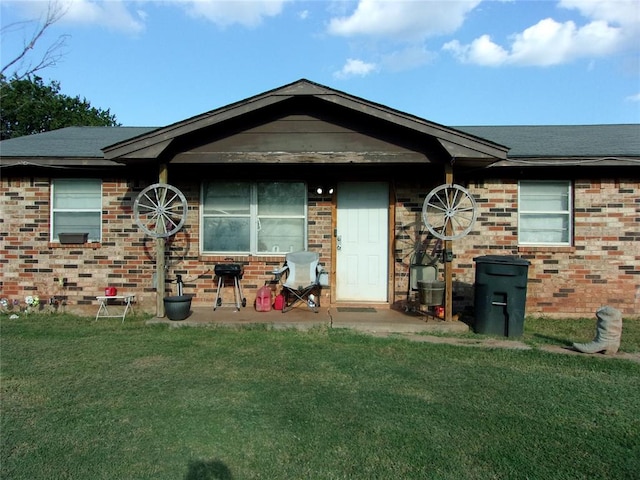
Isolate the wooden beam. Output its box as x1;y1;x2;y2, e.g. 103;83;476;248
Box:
444;165;454;322
156;163;168;317
171;151;430;164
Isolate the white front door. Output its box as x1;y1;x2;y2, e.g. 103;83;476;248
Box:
336;182;389;302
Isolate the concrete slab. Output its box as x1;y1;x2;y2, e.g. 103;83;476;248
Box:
146;305;470;335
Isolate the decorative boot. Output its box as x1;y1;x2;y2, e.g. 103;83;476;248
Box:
573;306;622;355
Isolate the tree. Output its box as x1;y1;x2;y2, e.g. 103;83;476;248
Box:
1;0;69;80
0;75;119;140
0;1;119;140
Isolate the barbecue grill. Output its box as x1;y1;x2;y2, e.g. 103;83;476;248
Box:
214;264;243;276
214;263;246;310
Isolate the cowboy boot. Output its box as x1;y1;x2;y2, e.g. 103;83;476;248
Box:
573;306;623;355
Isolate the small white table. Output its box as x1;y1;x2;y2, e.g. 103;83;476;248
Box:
95;295;135;322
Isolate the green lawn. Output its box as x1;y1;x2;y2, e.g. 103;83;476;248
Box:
522;315;640;353
2;314;639;479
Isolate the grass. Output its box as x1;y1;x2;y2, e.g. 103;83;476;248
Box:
523;316;640;353
2;314;639;479
437;314;640;354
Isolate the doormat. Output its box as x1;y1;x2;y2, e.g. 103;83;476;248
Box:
337;307;377;313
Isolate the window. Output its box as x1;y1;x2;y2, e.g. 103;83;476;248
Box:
51;179;102;242
518;180;572;245
201;181;306;254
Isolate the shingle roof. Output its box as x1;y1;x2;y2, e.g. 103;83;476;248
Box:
1;121;638;169
456;124;640;158
0;126;156;158
2;124;638;160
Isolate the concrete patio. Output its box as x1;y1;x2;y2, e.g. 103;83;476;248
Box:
147;304;470;335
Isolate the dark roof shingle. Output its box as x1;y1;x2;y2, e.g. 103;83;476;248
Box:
0;126;156;158
1;124;638;166
456;124;640;158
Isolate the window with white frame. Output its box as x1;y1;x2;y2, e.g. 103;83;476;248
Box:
51;178;102;242
518;180;572;245
201;181;307;254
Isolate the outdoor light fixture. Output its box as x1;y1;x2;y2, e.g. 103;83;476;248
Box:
315;185;335;195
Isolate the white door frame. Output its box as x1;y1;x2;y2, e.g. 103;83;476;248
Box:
332;182;392;304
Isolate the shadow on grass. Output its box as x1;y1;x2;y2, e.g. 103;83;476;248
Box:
185;459;233;480
531;333;574;346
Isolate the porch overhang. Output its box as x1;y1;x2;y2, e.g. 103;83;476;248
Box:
103;79;509;168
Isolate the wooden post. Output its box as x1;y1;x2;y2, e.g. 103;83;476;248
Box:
444;165;454;322
156;164;168;317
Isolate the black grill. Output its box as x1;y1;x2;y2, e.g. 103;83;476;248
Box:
214;264;243;277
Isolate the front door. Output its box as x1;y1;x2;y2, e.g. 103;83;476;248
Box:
336;182;389;302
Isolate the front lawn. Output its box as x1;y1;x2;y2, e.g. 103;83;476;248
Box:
2;315;639;479
521;315;640;353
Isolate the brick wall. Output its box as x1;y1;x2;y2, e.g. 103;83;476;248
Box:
2;175;639;318
454;178;639;317
1;177;156;315
393;178;640;317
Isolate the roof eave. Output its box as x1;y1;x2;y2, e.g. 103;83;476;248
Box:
102;95;292;160
0;156;128;168
488;156;640;168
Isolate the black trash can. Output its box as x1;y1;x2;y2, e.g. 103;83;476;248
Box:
473;255;530;337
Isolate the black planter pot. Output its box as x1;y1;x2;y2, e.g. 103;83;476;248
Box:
58;233;89;244
164;295;193;321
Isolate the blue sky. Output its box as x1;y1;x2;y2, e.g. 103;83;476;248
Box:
2;0;639;127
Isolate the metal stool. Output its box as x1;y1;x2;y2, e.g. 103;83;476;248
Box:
214;264;246;311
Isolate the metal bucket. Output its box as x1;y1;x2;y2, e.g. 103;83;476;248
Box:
417;281;445;306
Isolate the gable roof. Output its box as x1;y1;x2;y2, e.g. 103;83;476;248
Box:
101;79;508;164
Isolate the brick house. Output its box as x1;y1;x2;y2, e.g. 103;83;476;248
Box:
1;79;639;318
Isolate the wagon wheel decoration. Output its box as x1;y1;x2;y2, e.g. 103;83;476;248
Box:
422;184;478;241
396;220;442;265
133;183;188;238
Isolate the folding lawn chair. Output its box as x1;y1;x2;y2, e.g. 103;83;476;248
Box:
273;251;324;313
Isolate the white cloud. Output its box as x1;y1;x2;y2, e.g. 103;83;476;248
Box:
560;0;639;27
18;0;291;32
443;34;508;67
177;0;289;28
333;58;377;79
626;93;640;102
444;0;640;67
5;0;146;34
327;1;481;75
327;0;481;41
62;0;146;34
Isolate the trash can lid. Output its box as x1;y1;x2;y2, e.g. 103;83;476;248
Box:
473;255;530;266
